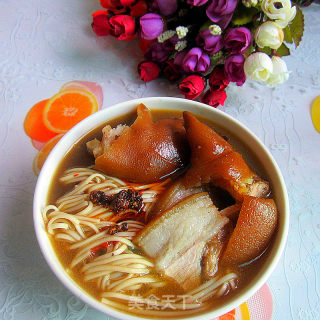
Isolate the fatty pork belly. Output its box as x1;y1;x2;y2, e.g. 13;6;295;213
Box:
147;177;203;222
87;104;189;184
134;192;229;291
182;111;269;201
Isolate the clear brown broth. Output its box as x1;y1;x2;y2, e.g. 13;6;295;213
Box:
47;109;275;317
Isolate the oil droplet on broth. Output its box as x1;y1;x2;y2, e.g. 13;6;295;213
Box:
311;95;320;133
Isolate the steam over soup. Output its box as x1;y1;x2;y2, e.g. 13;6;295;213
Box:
43;104;277;318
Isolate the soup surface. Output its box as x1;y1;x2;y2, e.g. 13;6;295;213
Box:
44;108;276;318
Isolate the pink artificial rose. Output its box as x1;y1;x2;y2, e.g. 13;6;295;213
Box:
182;48;211;73
224;27;252;54
179;75;206;100
196;29;223;54
139;13;164;40
187;0;209;5
138;61;161;81
201;89;227;107
206;0;238;29
224;55;246;86
144;42;170;62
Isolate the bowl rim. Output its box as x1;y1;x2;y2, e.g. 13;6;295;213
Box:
33;96;289;320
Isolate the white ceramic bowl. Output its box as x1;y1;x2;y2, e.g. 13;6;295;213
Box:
33;97;289;320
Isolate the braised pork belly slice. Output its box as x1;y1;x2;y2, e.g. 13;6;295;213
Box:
202;223;233;281
147;178;203;222
134;192;229;277
164;240;206;291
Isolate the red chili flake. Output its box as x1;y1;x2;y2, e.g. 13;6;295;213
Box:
91;241;110;257
112;190;143;213
74;174;79;177
89;189;143;213
99;223;128;234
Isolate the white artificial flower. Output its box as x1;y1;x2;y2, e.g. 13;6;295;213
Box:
242;0;258;7
261;0;296;28
244;52;273;83
158;30;176;43
176;26;188;39
267;56;289;86
175;40;187;52
209;24;222;35
255;21;284;49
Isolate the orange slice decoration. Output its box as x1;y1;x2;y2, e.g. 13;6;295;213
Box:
219;308;236;320
24;99;59;142
33;134;64;175
43;89;98;133
60;81;103;109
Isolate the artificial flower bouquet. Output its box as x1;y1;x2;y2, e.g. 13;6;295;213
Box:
91;0;305;107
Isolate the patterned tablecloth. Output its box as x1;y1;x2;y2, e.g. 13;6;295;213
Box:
1;1;320;319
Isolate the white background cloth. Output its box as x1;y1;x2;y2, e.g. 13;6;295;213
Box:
0;1;319;319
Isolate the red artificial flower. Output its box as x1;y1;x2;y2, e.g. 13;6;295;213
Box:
109;15;136;40
130;0;148;17
139;38;155;53
138;61;161;81
201;89;227;107
179;75;206;100
163;60;181;82
100;0;135;13
91;10;110;36
209;65;230;91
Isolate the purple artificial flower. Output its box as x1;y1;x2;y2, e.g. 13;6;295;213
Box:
162;34;179;51
224;27;251;54
182;47;211;73
139;13;164;40
224;54;246;86
196;29;223;54
187;0;209;5
145;42;171;62
173;50;187;72
149;0;178;16
206;0;238;30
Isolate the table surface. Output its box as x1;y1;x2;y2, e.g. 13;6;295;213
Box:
1;1;320;319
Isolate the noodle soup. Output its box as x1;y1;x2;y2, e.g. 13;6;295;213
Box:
34;98;288;320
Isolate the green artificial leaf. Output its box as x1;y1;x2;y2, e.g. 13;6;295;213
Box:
210;51;224;66
199;21;211;32
243;45;255;58
232;4;259;26
283;26;293;44
257;43;290;57
259;46;272;55
275;43;291;56
288;7;304;48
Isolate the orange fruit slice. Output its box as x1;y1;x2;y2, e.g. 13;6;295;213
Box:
311;95;320;133
60;81;103;109
33;134;64;175
43;89;98;134
24;99;59;142
219;308;236;320
31;138;46;151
